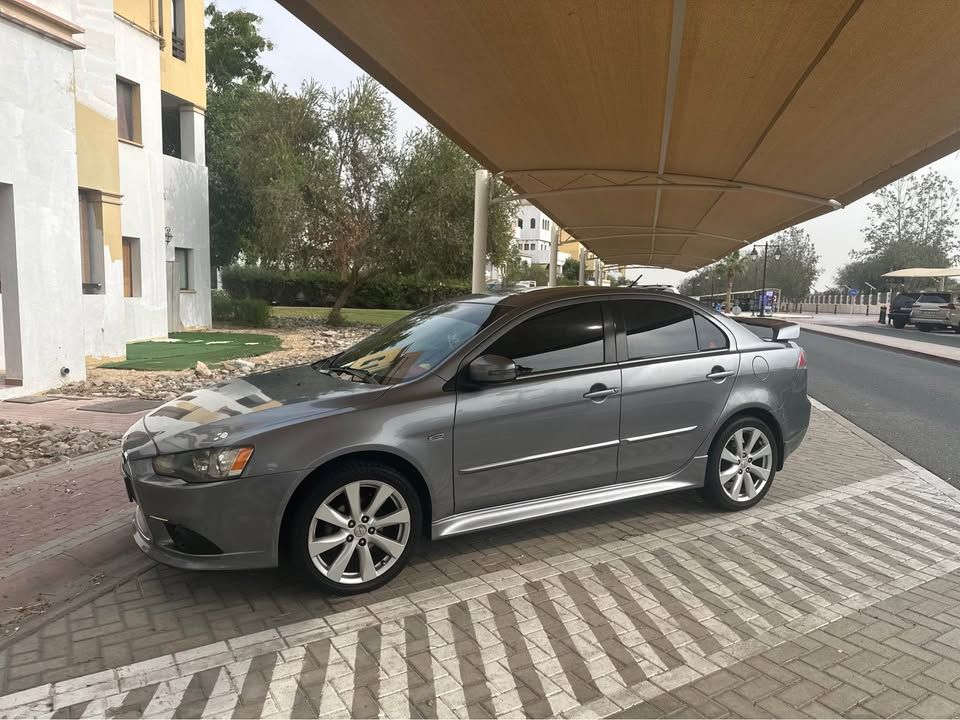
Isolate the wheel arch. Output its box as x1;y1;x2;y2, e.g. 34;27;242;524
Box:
278;450;434;563
717;407;785;470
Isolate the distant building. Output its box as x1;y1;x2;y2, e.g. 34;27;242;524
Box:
0;0;212;395
487;200;569;283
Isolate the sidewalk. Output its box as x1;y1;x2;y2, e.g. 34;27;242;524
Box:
4;406;960;718
798;320;960;365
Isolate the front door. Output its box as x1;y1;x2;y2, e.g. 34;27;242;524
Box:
453;300;620;514
614;299;738;481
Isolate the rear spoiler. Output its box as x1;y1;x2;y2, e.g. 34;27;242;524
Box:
730;316;800;341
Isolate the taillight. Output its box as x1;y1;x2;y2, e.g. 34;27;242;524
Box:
797;348;807;369
940;304;957;310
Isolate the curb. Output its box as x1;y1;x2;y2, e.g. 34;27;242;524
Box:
799;324;960;368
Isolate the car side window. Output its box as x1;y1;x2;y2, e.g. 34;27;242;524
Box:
485;302;604;374
621;300;699;359
694;314;729;351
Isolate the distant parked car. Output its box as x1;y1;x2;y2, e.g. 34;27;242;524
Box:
633;284;680;294
888;291;922;329
910;291;958;332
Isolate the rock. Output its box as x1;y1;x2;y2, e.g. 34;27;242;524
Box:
195;361;212;377
0;465;14;477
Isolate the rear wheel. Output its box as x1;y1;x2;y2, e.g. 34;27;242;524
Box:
704;417;778;511
892;318;906;329
288;463;422;594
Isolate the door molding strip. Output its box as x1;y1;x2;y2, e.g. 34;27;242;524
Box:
458;439;619;475
624;425;697;443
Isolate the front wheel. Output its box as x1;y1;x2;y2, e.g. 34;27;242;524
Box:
288;463;422;594
704;417;778;511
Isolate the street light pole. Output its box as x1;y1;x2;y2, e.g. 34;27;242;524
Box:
751;258;759;316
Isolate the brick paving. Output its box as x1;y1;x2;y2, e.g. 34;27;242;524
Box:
0;398;150;435
2;407;960;718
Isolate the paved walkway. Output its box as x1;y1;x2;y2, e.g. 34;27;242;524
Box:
798;321;960;365
3;406;960;718
0;398;154;434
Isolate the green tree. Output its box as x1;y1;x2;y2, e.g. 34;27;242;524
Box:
835;170;959;290
562;257;580;282
325;77;396;324
716;251;749;312
205;3;274;273
377;128;515;280
205;3;273;93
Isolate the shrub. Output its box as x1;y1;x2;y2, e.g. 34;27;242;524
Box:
220;266;472;310
211;290;271;327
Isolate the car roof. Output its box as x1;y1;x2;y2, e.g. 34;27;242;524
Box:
461;286;687;309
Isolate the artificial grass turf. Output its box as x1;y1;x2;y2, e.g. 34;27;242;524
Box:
101;331;282;371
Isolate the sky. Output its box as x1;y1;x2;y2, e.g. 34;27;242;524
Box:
216;0;960;290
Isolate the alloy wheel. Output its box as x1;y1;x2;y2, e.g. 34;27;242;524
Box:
307;480;411;584
718;427;772;503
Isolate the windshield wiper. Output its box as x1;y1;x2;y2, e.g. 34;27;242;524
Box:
314;363;381;384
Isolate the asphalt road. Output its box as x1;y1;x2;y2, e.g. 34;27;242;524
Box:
837;323;960;349
798;329;960;488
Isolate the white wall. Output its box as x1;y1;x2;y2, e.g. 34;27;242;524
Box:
163;154;211;328
114;18;169;344
0;20;86;393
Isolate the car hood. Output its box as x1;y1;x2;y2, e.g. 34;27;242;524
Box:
124;364;388;458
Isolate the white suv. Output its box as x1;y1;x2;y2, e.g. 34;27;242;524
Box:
909;291;958;332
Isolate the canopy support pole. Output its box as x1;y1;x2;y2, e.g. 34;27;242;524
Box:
548;224;559;287
578;248;586;286
472;169;489;294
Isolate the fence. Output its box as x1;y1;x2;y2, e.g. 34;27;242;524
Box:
782;291;893;316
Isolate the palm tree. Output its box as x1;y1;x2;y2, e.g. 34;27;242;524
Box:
716;251;749;312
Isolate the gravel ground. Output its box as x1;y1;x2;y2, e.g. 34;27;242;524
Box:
53;324;375;401
0;420;121;477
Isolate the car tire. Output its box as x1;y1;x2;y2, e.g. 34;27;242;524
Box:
703;416;778;512
288;462;422;595
892;319;906;329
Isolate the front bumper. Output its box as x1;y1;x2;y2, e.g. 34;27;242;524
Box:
125;457;302;571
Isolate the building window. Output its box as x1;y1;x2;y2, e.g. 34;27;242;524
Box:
116;77;141;144
517;218;523;228
175;247;192;290
122;237;141;297
78;190;105;294
529;218;535;229
172;0;186;60
542;218;551;231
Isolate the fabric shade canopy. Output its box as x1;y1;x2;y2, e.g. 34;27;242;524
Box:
881;268;960;279
279;0;960;272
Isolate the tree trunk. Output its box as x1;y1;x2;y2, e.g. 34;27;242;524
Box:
725;277;734;313
328;268;359;325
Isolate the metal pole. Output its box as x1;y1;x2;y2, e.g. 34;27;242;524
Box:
471;169;490;294
752;258;759;315
595;257;603;287
759;244;769;318
578;248;586;286
547;223;559;287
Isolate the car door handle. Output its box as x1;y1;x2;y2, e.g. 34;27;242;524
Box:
583;386;619;401
706;367;736;381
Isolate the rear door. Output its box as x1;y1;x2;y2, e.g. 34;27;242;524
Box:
614;299;738;482
452;300;621;513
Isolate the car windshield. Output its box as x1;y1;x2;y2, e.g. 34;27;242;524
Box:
916;293;950;304
323;302;508;385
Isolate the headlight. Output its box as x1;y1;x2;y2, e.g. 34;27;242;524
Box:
152;447;254;483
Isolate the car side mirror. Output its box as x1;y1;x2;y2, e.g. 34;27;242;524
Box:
468;354;518;384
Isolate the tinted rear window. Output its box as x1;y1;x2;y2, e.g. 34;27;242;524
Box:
621;300;699;359
916;294;950;304
892;293;920;307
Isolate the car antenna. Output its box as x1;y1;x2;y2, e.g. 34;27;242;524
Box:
628;273;643;288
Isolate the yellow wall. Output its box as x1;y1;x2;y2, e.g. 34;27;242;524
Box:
75;103;121;196
159;0;206;109
114;0;157;34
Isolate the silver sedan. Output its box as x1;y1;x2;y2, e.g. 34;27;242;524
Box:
121;287;810;594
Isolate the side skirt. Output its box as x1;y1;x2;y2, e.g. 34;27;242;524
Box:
432;457;707;539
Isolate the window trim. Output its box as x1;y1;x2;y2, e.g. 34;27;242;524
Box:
174;246;192;291
611;297;734;364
